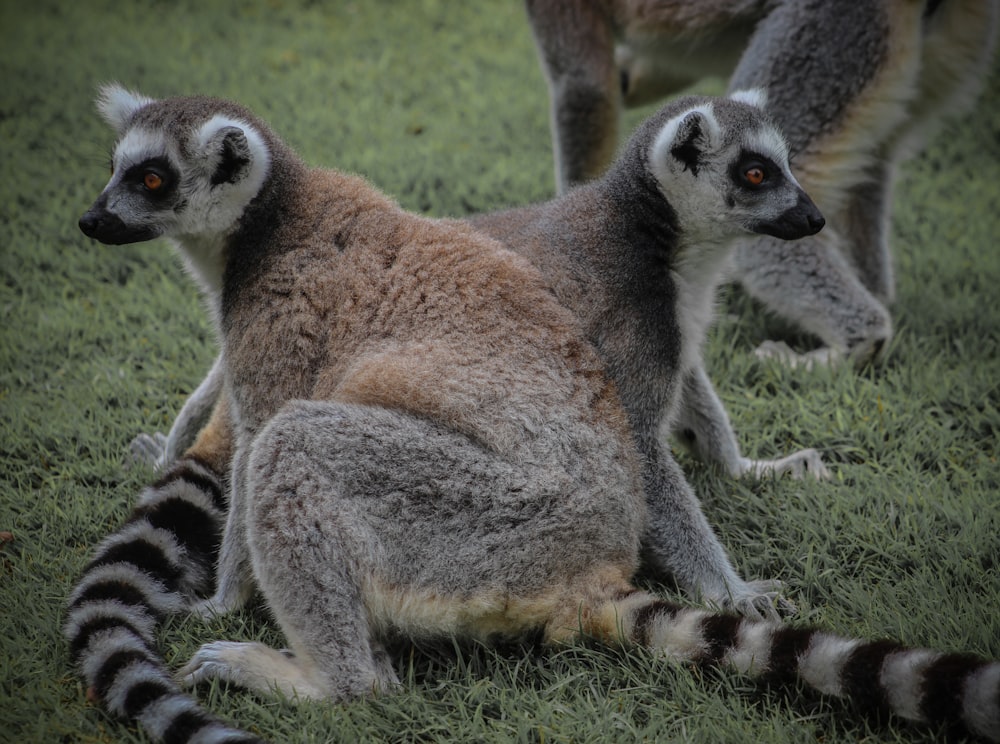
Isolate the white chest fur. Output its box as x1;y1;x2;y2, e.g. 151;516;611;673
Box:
670;244;733;378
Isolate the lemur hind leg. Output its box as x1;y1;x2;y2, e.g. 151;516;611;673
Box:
180;398;633;702
839;0;1000;315
525;0;621;192
842;159;896;307
181;403;429;701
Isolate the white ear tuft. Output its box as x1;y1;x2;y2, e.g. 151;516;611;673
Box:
730;88;768;110
96;83;155;134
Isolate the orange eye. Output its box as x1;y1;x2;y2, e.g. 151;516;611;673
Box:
143;172;163;191
745;167;765;186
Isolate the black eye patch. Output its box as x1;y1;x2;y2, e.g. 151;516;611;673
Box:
122;158;178;200
730;150;783;190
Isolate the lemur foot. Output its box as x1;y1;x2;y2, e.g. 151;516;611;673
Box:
190;588;250;620
179;641;401;700
755;335;889;370
127;431;168;470
846;333;890;368
754;340;844;370
708;579;796;622
740;449;830;481
178;641;331;700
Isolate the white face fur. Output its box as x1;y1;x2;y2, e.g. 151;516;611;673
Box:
647;89;822;246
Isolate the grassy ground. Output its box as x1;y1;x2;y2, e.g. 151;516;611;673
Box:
1;1;998;742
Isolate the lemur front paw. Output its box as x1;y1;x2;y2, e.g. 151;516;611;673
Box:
708;579;796;622
741;449;830;481
177;641;250;688
754;340;842;370
127;431;168;470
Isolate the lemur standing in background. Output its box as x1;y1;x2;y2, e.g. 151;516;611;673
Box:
526;0;999;367
67;86;1000;744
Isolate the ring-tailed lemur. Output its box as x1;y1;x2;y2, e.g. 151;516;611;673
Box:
526;0;999;367
473;88;827;616
69;86;1000;743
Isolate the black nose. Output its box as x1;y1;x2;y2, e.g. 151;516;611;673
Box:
78;208;125;241
804;201;825;235
78;208;156;245
79;211;101;238
785;190;825;238
750;191;825;241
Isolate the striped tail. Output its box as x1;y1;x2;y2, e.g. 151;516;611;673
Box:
597;591;1000;742
64;456;264;744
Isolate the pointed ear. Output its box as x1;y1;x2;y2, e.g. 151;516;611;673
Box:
662;107;720;177
196;117;260;186
730;87;768;110
96;83;155;134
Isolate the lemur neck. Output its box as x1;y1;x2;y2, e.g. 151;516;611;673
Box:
174;235;229;301
178;146;304;310
600;154;682;265
602;149;734;376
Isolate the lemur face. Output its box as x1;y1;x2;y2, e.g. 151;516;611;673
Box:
647;91;823;244
79;129;185;245
723;138;825;241
79;85;270;246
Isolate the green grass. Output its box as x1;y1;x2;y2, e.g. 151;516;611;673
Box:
1;1;999;742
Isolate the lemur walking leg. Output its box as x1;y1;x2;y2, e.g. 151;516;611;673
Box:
130;354;226;471
637;433;791;618
525;0;621;192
